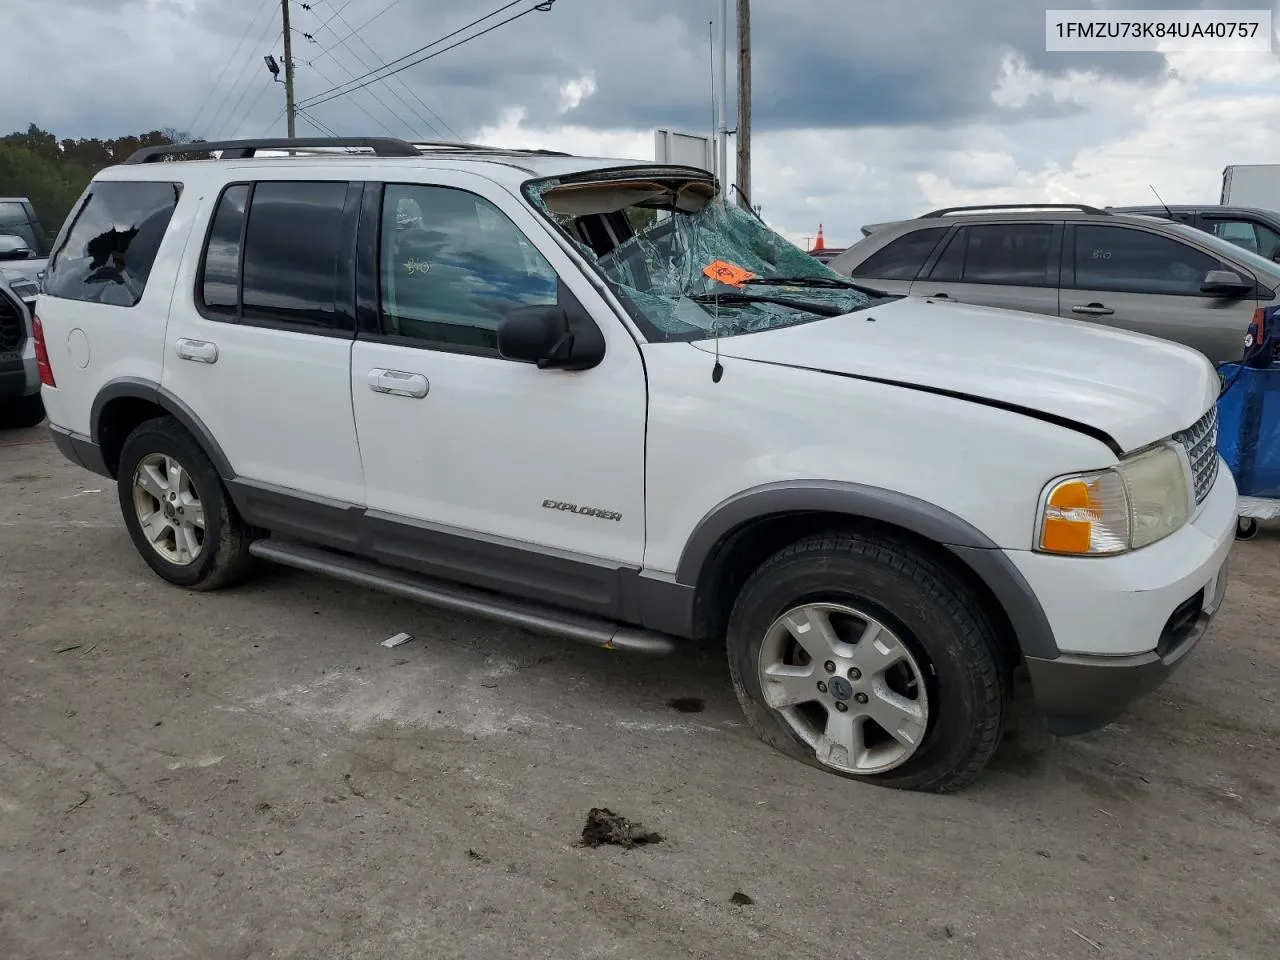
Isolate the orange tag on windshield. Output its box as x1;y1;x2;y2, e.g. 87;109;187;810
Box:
703;260;756;287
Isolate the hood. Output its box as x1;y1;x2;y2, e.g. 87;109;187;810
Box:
699;297;1218;454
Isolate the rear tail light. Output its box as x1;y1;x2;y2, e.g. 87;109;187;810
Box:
32;314;55;387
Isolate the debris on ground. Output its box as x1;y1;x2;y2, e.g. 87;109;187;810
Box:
579;808;663;849
729;891;754;905
466;848;490;864
54;644;82;654
667;697;706;713
380;632;414;649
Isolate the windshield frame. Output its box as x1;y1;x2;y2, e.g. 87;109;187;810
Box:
520;167;872;343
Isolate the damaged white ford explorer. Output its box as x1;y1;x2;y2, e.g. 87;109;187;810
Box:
34;137;1234;791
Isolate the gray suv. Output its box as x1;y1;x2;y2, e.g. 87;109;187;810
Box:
828;204;1280;363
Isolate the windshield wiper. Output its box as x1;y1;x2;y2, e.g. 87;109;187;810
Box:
742;275;859;289
687;291;845;317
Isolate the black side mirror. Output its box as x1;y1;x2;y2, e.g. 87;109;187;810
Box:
498;302;605;370
1270;251;1280;264
1200;269;1253;298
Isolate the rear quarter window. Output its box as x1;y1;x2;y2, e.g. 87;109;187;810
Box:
43;180;182;307
850;227;948;280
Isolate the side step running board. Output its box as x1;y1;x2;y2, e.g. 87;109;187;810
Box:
248;538;677;656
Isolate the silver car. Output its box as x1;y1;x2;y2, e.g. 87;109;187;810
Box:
828;204;1280;364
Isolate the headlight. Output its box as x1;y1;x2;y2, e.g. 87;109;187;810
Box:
1036;444;1191;556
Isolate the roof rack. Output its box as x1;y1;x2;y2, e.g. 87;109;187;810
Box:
409;140;571;157
124;137;423;164
918;203;1112;218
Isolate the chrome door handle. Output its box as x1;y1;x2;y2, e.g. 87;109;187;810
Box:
175;338;218;363
1071;303;1115;316
367;368;429;399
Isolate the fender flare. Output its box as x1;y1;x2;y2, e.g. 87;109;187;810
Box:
675;480;1060;660
91;376;237;480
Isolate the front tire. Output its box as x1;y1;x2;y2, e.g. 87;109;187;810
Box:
117;416;255;590
726;532;1010;793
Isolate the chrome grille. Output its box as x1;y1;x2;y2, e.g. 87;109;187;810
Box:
1173;405;1220;505
0;292;22;352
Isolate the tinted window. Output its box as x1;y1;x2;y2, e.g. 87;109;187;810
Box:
44;181;181;307
853;227;947;280
199;184;248;317
1207;218;1280;260
379;184;558;353
240;181;349;329
1072;225;1225;295
961;223;1053;284
927;228;966;282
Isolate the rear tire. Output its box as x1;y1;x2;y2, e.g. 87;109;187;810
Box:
116;416;255;591
0;393;45;430
726;531;1010;793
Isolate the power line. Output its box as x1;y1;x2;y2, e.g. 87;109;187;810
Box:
304;0;409;68
299;14;443;138
297;0;537;109
297;57;405;139
206;17;284;139
325;7;455;138
188;0;276;135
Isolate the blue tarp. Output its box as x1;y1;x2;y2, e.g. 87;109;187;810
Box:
1216;363;1280;498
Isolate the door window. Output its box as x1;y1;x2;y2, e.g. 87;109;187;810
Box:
923;223;1054;286
1071;225;1225;295
1206;218;1280;260
851;227;948;280
44;181;182;307
378;184;559;354
196;180;351;330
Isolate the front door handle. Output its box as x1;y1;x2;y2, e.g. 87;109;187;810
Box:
367;368;429;399
1071;302;1115;316
175;338;218;363
929;292;950;299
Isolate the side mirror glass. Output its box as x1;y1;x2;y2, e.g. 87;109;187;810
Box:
1200;268;1252;297
498;304;604;370
0;234;32;261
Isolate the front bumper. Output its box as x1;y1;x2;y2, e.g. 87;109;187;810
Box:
1012;462;1237;735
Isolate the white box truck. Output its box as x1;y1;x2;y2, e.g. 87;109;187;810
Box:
1220;164;1280;208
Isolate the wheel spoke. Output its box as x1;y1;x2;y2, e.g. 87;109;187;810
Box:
136;463;169;501
814;709;865;769
864;682;927;748
141;510;171;545
166;458;187;496
782;606;845;661
851;621;909;675
177;522;202;560
183;498;205;530
760;663;819;709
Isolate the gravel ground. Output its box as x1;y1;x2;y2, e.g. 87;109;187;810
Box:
1;421;1277;960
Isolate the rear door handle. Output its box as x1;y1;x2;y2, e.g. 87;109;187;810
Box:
175;338;218;363
367;368;429;399
1071;302;1115;316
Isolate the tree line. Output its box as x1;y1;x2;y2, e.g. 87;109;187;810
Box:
0;124;193;242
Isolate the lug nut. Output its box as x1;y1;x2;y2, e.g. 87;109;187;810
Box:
848;668;861;680
834;702;848;713
854;692;869;705
816;681;828;693
824;660;836;674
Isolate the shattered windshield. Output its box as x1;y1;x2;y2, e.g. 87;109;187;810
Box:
525;174;882;341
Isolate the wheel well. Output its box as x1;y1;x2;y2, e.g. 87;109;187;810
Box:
97;396;167;477
692;511;1022;668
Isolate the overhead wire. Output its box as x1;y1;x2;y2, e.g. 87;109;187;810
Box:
298;11;443;138
323;6;454;138
207;17;285;139
187;0;276;135
296;0;537;109
296;57;405;139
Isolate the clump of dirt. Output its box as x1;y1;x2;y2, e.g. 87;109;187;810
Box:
579;808;663;849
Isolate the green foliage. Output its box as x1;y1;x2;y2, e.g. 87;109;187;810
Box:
0;124;190;245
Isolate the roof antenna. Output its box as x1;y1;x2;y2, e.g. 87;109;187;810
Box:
711;299;724;383
1149;184;1174;220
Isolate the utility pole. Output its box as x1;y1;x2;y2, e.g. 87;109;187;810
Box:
281;0;297;138
735;0;751;210
716;0;729;192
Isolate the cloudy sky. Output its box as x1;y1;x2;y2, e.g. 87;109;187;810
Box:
6;0;1280;247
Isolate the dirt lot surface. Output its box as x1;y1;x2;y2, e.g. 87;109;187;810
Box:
2;421;1278;960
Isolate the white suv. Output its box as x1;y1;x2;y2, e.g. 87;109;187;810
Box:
34;137;1235;792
